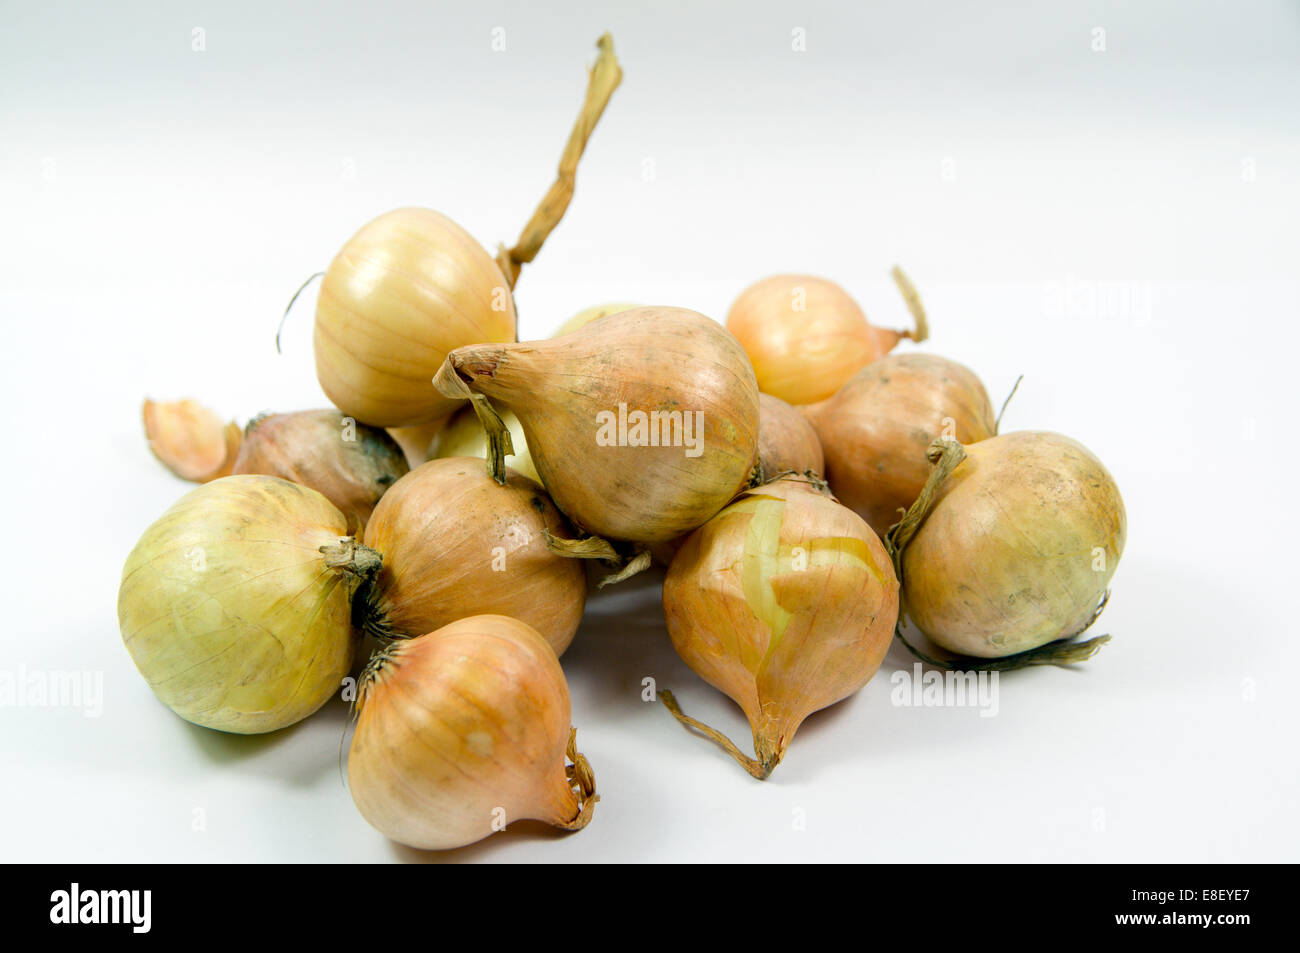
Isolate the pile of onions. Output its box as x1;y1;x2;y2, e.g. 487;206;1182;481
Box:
430;404;540;484
313;207;518;428
348;615;597;850
231;409;409;530
360;458;587;657
725;270;928;405
117;475;379;733
433;306;760;544
803;353;997;537
659;477;898;778
889;433;1126;667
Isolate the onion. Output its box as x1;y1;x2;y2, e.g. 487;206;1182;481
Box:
142;398;241;483
725;269;928;405
756;393;824;479
313;207;517;428
659;477;899;778
433;306;760;544
386;419;449;468
231;410;409;531
551;301;640;337
888;433;1126;667
429;403;539;484
803;353;997;537
360;458;586;656
347;614;597;850
118;475;379;733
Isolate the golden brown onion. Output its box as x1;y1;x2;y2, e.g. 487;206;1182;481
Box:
231;410;409;531
313;208;517;428
348;615;597;850
756;393;824;479
433;306;760;543
803;353;997;537
660;478;899;777
361;458;586;656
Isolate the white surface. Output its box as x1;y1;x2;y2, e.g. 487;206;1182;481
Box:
2;0;1298;862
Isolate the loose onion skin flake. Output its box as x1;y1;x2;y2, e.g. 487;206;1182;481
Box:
433;306;760;545
360;458;586;657
231;409;409;532
659;477;898;778
803;353;997;538
887;432;1126;669
118;475;379;734
347;615;597;851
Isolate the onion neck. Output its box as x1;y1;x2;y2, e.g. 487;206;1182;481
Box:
657;689;782;781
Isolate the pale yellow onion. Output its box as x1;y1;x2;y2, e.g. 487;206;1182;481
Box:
314;208;517;428
429;403;539;484
898;432;1126;659
661;477;899;778
118;475;378;733
551;301;640;337
756;393;824;478
386;417;450;467
348;615;597;850
361;458;586;656
232;409;409;531
726;273;926;405
803;353;997;537
433;306;760;543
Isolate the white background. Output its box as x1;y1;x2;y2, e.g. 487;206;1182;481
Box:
2;0;1298;862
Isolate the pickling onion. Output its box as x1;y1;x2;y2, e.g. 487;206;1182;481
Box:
433;306;760;544
551;301;640;337
756;392;824;479
659;477;899;778
118;475;379;733
232;409;409;531
347;614;597;850
360;458;586;656
803;353;997;537
888;432;1126;666
725;269;928;405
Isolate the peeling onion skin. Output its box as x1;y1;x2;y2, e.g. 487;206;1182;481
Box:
361;458;586;657
803;353;997;538
664;479;899;773
439;306;760;543
727;275;894;405
348;615;593;851
757;393;824;478
231;410;409;532
902;431;1127;658
117;476;365;734
430;403;540;484
314;208;517;428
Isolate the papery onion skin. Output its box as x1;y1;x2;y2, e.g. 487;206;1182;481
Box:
348;615;593;850
231;410;409;532
436;306;760;543
117;475;370;734
727;275;900;405
142;398;241;483
361;458;586;656
664;478;899;774
803;353;997;538
757;393;824;478
314;208;517;428
430;404;540;484
902;431;1126;658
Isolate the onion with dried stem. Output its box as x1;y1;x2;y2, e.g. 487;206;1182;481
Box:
725;268;929;405
347;615;597;850
312;35;623;427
